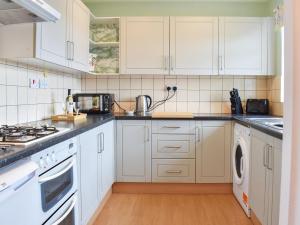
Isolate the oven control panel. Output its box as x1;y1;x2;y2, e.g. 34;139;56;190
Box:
31;137;77;174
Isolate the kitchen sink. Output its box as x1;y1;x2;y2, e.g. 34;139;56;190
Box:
246;117;283;130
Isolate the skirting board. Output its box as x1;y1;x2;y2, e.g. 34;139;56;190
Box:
251;211;262;225
88;188;112;225
112;183;233;194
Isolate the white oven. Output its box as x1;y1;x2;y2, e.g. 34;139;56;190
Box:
43;192;79;225
31;138;78;225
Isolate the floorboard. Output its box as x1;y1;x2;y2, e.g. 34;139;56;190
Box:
93;193;253;225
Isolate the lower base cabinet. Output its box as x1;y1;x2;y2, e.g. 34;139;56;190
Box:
152;159;195;183
250;129;282;225
196;121;232;183
79;121;115;225
116;120;152;182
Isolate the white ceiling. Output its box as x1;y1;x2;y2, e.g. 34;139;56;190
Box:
83;0;269;3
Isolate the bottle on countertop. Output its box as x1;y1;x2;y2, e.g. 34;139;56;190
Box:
66;89;74;115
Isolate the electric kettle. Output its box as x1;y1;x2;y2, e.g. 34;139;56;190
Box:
135;95;152;113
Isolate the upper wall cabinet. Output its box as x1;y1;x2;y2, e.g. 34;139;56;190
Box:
120;17;170;75
219;17;274;76
170;17;219;75
0;0;90;73
120;16;274;76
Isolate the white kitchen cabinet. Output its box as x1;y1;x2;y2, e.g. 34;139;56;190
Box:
152;159;195;183
79;121;115;225
79;127;100;225
250;129;282;225
219;17;274;76
68;0;90;71
169;17;219;75
120;17;170;75
99;121;115;197
116;120;152;182
0;0;90;72
196;121;232;183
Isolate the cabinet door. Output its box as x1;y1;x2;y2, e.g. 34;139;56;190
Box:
219;17;270;75
120;17;169;75
268;138;282;225
196;121;232;183
35;0;68;67
99;121;115;197
79;127;100;225
116;120;151;182
250;129;272;225
170;17;219;75
69;0;90;72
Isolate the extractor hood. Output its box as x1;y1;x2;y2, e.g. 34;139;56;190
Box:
0;0;61;25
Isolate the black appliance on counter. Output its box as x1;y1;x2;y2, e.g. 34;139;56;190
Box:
246;99;269;115
230;88;243;115
73;93;114;114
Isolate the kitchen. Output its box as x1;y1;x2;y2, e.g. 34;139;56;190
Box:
0;0;298;225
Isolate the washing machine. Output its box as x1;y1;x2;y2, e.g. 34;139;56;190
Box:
232;123;251;217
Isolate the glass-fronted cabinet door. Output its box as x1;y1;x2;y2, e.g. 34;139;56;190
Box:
89;16;120;75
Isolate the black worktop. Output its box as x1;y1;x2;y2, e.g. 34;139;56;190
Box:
0;113;282;169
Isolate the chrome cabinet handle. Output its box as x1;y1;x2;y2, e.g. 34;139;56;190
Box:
144;126;150;142
66;41;71;60
165;146;181;149
219;56;223;71
71;42;74;61
163;126;181;129
69;143;74;149
263;144;268;167
101;132;105;153
170;56;174;71
267;145;273;170
166;170;182;174
97;133;101;153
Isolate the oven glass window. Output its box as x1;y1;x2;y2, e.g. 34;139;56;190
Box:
41;165;73;212
59;208;75;225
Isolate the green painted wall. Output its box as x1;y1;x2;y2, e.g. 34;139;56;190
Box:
86;1;270;17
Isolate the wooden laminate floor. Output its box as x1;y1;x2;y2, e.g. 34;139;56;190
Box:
93;194;253;225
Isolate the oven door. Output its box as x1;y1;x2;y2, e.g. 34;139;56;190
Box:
39;155;78;215
43;192;79;225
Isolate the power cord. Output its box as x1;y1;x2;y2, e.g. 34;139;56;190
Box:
114;100;126;112
148;88;177;112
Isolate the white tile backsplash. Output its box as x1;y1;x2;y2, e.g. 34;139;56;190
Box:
0;60;81;125
82;74;270;114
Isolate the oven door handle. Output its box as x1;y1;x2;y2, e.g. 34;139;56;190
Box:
51;195;77;225
38;158;75;183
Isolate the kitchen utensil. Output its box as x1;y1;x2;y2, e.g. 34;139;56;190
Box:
135;95;152;113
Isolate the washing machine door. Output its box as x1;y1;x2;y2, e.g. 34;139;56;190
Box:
233;138;247;185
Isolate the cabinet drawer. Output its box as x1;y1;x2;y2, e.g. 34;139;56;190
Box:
152;159;195;183
152;134;195;159
152;121;195;134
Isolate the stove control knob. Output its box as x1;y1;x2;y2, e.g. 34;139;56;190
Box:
39;158;46;169
46;156;52;165
51;153;56;162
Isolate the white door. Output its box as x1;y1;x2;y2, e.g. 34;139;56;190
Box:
116;120;151;182
69;0;90;71
170;17;219;75
79;127;99;225
219;17;269;75
99;121;115;197
196;121;232;183
250;129;271;225
120;17;169;75
35;0;68;67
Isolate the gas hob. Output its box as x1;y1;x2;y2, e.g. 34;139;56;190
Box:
0;125;70;146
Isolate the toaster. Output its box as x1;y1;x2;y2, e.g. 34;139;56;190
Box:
246;99;269;115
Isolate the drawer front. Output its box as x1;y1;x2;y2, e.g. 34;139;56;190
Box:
152;134;195;159
152;121;195;134
152;159;195;183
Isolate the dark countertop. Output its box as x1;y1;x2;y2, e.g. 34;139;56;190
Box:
0;113;282;169
0;114;114;169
